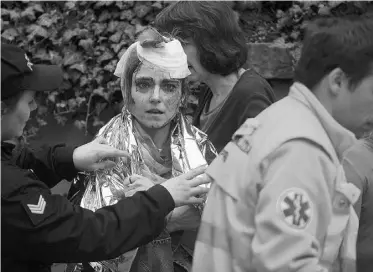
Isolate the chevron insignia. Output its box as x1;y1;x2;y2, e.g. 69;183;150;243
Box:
27;195;46;214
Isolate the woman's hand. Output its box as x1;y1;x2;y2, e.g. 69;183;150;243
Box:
125;175;155;197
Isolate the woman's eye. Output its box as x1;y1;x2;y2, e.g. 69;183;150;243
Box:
28;99;35;106
136;82;152;90
163;84;177;92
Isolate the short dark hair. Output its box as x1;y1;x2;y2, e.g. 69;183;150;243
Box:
155;1;247;76
294;16;373;90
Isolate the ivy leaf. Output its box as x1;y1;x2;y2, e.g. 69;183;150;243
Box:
63;51;83;66
111;41;127;53
65;1;76;10
1;8;10;17
107;20;119;33
33;48;50;61
62;29;80;43
109;31;123;43
37;13;56;28
74;120;86;130
134;4;152;19
92;23;107;36
21;7;36;21
48;91;59;103
98;10;111;22
37;105;48;115
70;63;87;74
93;87;105;97
152;2;163;10
79;38;94;51
120;10;135;21
1;28;19;41
94;102;107;115
76;96;87;105
80;76;89;87
31;3;44;13
26;24;48;39
49;51;63;65
104;60;117;72
93;116;105;127
9;10;21;21
55;115;68;126
36;117;48;127
124;24;135;40
97;51;114;64
67;98;78;109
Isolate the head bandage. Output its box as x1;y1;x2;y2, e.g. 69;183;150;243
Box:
114;37;190;79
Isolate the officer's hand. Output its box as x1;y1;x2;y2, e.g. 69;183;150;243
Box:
161;165;211;207
73;137;130;172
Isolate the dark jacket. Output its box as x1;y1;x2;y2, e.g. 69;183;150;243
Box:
193;69;276;153
1;142;175;272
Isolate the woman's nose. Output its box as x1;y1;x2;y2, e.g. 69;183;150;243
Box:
149;85;161;103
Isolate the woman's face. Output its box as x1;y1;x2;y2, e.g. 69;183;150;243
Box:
129;65;183;129
1;90;37;141
182;39;209;83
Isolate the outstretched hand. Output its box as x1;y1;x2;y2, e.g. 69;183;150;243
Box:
161;165;212;207
72;137;130;172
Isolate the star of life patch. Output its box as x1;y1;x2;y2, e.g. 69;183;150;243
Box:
277;188;313;229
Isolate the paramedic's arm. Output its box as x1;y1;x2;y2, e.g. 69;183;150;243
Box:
252;140;333;272
342;143;371;218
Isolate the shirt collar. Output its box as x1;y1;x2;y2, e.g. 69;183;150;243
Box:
289;82;357;160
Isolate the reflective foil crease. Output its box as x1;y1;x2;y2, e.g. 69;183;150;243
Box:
65;110;217;272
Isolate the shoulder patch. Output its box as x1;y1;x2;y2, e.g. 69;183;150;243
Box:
277;188;313;229
231;118;260;154
21;193;52;226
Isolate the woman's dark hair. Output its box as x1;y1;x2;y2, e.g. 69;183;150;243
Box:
155;1;248;76
294;16;373;91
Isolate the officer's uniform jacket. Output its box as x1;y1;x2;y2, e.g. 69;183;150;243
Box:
192;82;360;272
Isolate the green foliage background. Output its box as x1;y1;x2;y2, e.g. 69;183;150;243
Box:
1;1;372;138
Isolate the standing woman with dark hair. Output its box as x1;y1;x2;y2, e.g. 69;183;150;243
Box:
155;1;275;153
342;132;373;272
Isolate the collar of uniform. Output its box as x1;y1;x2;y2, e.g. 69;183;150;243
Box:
1;141;16;161
289;82;357;161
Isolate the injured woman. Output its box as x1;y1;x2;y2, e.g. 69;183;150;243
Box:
65;28;217;272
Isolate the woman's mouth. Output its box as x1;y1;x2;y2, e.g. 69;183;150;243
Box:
146;109;164;114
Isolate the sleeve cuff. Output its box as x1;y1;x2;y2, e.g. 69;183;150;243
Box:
147;184;175;216
53;145;79;180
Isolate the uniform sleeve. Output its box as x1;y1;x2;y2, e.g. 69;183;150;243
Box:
342;142;372;218
252;140;334;272
13;144;78;187
1;165;175;264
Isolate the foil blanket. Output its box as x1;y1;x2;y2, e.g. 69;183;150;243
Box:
65;110;217;272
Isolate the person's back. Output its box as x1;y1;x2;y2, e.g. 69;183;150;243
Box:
342;136;373;272
193;15;373;272
194;82;358;272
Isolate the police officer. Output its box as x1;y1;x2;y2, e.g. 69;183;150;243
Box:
1;43;210;272
192;16;373;272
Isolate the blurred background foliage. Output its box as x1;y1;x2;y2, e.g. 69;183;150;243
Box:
2;0;372;138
